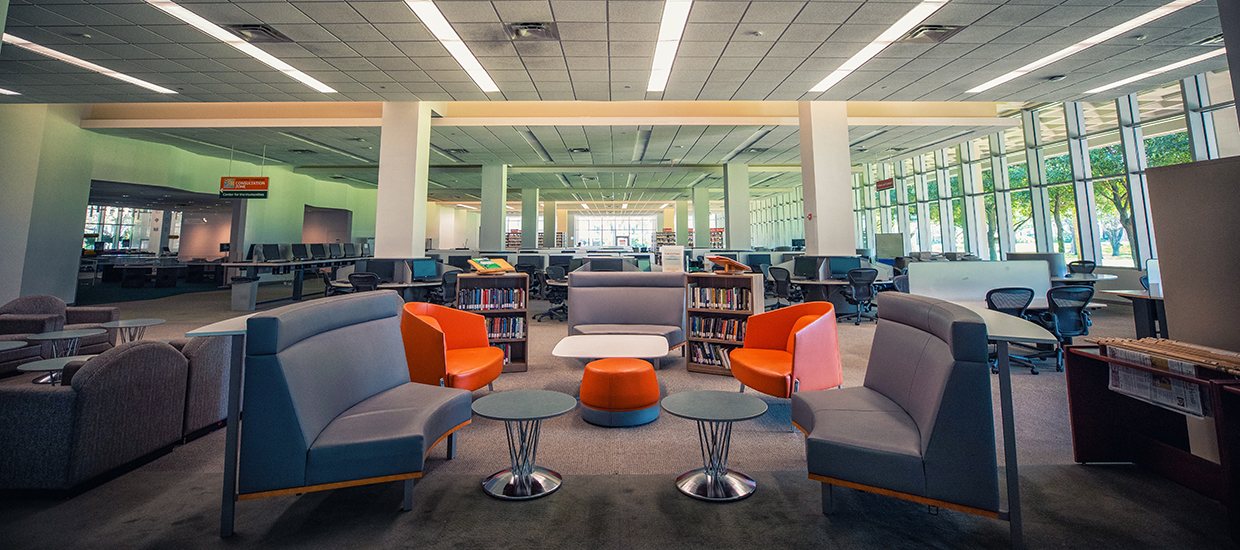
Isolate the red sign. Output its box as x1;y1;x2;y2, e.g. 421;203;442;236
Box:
876;178;894;191
220;177;269;199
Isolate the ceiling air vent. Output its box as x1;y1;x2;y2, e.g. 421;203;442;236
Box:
746;148;768;153
223;24;293;43
444;148;469;154
506;22;560;41
898;25;965;43
288;149;317;154
568;147;590;153
1194;33;1224;46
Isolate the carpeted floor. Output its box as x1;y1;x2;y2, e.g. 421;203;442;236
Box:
0;287;1233;549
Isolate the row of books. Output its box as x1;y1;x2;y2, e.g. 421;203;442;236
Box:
491;343;515;365
689;341;733;369
485;316;526;340
689;316;747;342
457;288;527;310
688;285;751;311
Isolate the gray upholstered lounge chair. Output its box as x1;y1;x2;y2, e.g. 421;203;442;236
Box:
233;291;472;530
168;335;229;438
0;296;119;375
791;293;1006;541
567;271;688;353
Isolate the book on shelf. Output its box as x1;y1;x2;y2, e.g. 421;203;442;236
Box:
485;316;526;340
689;341;733;369
457;288;527;310
690;316;747;342
688;284;751;311
491;343;514;365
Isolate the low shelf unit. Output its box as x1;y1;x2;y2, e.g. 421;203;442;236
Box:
685;272;763;376
456;272;529;372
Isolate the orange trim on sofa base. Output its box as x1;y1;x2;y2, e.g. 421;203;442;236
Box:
807;473;1001;519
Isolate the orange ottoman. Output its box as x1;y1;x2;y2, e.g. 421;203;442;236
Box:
579;358;661;427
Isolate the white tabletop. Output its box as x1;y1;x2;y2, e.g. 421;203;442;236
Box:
957;304;1057;345
552;334;669;359
186;314;256;337
100;318;166;328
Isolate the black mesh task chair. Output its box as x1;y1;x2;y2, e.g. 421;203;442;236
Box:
515;264;539;296
322;270;351;297
439;271;460;307
892;274;910;293
348;272;380;292
1068;260;1096;274
534;265;568;322
1140;275;1150;290
1028;285;1095;373
838;268;878;325
768;266;794;310
985;287;1038;374
759;264;775;298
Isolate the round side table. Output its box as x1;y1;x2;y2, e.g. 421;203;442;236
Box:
18;355;97;385
471;390;577;500
101;318;166;343
661;390;768;502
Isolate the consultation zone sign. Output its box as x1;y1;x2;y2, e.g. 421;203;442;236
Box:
220;177;269;199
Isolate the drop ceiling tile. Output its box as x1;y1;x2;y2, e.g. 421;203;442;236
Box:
384;70;434;82
741;2;808;23
272;23;342;42
549;1;608;22
721;41;773;57
349;41;408;58
793;2;862;25
560;41;608;57
689;2;747;23
527;69;570;81
514;41;565;56
470;41;520;56
676;41;726;57
300;42;362;57
291;2;367;24
942;25;1011;44
522;56;568;70
608;22;660;42
141;23;218;43
555;22;607;41
765;41;818;57
7;5;80;26
478;56;528;70
609;56;652;70
610;41;655;57
608;1;663;23
682;23;740;42
437;1;501;23
493;1;554;21
351;2;420;24
374;23;436;41
566;56;609;70
452;23;510;40
394;41;451;57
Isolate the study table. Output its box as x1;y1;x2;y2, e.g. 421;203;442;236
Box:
1098;289;1167;339
1052;273;1118;285
329;279;443;302
790;277;887;313
223;258;359;310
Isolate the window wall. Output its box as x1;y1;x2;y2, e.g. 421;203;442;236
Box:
750;188;804;249
852;69;1235;271
574;215;656;248
83;205;180;253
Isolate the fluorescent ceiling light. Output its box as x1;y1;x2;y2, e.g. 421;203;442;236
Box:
967;0;1202;93
406;1;499;93
659;203;670;209
581;203;590;209
144;0;334;93
809;0;949;93
456;204;477;210
2;34;176;94
622;204;629;209
0;86;19;95
1086;48;1226;94
647;0;693;92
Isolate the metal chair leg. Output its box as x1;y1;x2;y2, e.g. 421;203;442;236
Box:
402;478;416;511
821;482;834;515
446;432;457;459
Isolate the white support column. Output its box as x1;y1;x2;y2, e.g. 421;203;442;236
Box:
542;200;556;247
960;141;987;258
376;102;431;258
521;188;539;249
479;164;508;251
1022;110;1052;252
1064;102;1100;262
934;150;954;253
675;200;689;246
1182;74;1220;161
723;163;750;250
693;187;710;248
1117;94;1157;263
894;161;912;254
913;155;933;252
989;133;1015;257
861;165;877;250
798;101;855;256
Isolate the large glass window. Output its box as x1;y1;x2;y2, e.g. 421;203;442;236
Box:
574;215;657;248
83;205;153;251
1010;189;1035;252
1046;184;1078;259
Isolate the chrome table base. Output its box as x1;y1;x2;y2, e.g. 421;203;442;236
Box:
675;419;756;502
483;418;561;500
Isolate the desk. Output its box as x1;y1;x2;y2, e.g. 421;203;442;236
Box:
1099;289;1167;338
954;299;1107;312
792;278;886;314
958;303;1057;549
186;313;255;537
116;264;181;288
1053;273;1119;285
223;258;359;310
553;334;668;368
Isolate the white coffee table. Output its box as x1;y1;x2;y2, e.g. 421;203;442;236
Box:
552;334;669;367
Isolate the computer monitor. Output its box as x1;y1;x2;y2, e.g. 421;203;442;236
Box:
568;258;584;272
342;243;357;257
827;256;863;279
407;258;437;280
361;242;372;257
1006;252;1068;278
219;243;230;253
589;258;623;272
310;244;328;260
794;256;820;279
366;259;397;283
549;255;572;267
447;255;472;270
261;244;282;262
746;253;771;269
291;244;311;261
791;238;806;249
328;243;343;259
517;255;545;269
636;257;651;271
246;244;259;261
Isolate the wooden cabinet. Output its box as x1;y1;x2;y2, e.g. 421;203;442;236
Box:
685;272;763;376
455;273;529;372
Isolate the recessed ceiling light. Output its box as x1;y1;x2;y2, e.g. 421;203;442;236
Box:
1086;48;1227;94
581;203;589;209
143;0;335;93
967;0;1202;93
1;34;176;93
647;0;692;92
0;86;19;95
456;204;477;210
405;1;499;93
568;147;590;153
810;0;950;93
622;204;629;209
659;203;670;208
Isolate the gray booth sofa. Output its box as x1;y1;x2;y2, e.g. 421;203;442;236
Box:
0;341;188;490
791;293;1002;532
234;291;472;524
567;271;688;352
0;295;119;376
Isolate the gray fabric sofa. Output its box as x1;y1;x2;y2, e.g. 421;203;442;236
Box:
0;341;189;490
236;291;472;517
169;336;230;438
791;293;1000;518
0;295;119;376
566;271;688;350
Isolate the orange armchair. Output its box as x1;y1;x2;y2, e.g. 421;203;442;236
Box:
730;302;842;399
401;302;504;392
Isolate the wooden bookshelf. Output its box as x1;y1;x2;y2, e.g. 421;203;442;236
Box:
539;231;565;248
455;272;529;373
505;230;522;251
685;272;763;376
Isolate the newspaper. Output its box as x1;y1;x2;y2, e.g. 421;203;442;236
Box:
1106;346;1204;418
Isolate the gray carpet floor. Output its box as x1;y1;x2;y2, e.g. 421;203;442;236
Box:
0;284;1233;549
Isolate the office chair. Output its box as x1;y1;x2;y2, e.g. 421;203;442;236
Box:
1068;260;1096;274
759;264;774;298
768;266;793;310
1027;285;1095;373
439;271;459;307
534;265;568;322
348;272;380;292
322;271;350;297
985;287;1037;374
838;268;878;325
1140;275;1150;290
892;274;909;293
514;264;538;296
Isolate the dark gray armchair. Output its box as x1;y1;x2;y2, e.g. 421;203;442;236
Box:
0;296;119;375
0;341;188;490
567;271;688;351
235;291;472;528
791;293;1002;535
168;335;230;438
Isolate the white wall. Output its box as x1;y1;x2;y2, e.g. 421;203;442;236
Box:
177;212;232;260
302;206;352;244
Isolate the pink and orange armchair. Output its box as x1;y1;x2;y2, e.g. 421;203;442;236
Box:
400;302;504;392
730;302;843;399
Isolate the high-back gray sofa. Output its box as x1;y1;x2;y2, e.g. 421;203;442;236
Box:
236;291;472;521
791;293;1000;527
169;335;229;438
567;271;688;351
